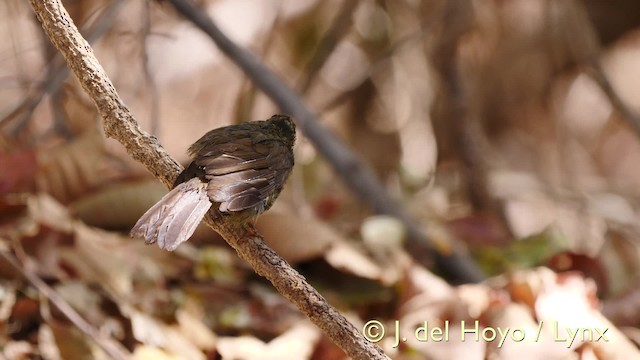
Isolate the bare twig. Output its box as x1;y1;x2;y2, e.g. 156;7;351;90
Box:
28;1;389;359
141;0;161;136
28;0;181;188
232;10;281;122
0;249;130;360
166;0;485;284
563;0;640;139
1;0;126;135
296;0;360;93
212;222;389;360
430;0;497;213
588;60;640;136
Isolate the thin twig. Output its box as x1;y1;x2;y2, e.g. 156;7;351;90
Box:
562;0;640;140
28;0;181;188
319;8;440;114
296;0;360;93
232;10;282;122
141;0;161;137
211;221;390;360
588;60;640;136
27;1;389;359
167;0;485;283
0;0;125;135
0;249;130;360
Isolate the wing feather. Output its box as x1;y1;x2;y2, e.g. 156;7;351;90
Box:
193;135;293;215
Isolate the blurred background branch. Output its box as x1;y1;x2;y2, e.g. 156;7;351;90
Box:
167;0;486;284
3;0;640;358
24;1;389;358
0;249;130;360
0;0;126;138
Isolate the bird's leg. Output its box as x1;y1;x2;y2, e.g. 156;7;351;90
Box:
242;222;259;238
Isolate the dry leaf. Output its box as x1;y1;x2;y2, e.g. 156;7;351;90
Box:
217;321;320;360
130;311;206;360
176;309;217;351
256;208;335;263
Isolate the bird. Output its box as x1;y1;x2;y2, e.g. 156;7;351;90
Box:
130;114;296;251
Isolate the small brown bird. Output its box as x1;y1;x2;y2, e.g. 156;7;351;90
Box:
131;114;296;251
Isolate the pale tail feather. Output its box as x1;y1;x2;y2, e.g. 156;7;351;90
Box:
130;178;211;251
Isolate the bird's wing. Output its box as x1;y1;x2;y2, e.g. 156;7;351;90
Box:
195;139;293;212
195;138;274;175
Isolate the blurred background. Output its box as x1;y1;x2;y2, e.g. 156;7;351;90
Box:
2;0;640;359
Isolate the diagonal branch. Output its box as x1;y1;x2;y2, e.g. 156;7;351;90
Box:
563;0;640;141
166;0;485;283
28;0;180;189
0;249;130;360
588;60;640;136
1;0;126;135
296;0;360;93
27;1;389;359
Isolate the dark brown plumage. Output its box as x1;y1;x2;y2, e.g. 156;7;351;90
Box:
131;114;296;250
